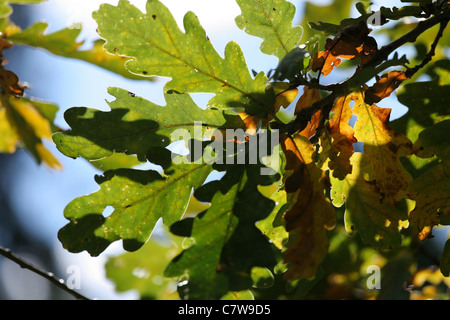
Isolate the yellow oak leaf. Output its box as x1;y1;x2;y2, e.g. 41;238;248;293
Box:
351;91;412;203
1;97;61;169
330;152;409;248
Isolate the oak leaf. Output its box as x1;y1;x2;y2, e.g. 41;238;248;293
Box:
351;91;412;203
408;120;450;240
295;86;322;139
321;94;356;179
364;71;409;105
281;134;336;280
311;21;377;76
330;153;408;248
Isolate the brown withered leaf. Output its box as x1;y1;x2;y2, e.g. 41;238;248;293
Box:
364;71;409;105
311;21;377;76
320;94;356;179
0;67;26;98
328;94;356;143
281;134;336;280
295;86;323;139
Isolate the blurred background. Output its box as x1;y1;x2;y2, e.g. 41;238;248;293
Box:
0;0;443;300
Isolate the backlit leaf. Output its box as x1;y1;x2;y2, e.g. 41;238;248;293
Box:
311;21;377;76
58;160;213;256
0;95;61;169
330;153;408;248
7;22;144;80
391;81;450;143
105;228;181;300
364;71;408;105
295;86;322;139
53;87;244;161
352;91;412;204
408;120;450;240
164;173;240;300
322;94;356;179
93;0;274;118
0;0;46;19
166;162;278;299
280;134;336;280
235;0;303;62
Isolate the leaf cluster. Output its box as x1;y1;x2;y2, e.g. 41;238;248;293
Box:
2;0;449;300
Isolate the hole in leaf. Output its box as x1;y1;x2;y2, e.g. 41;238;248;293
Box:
102;205;114;217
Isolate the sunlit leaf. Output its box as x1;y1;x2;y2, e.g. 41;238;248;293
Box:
58;160;213;256
93;0;275;118
235;0;303;62
408;120;450;240
53;87;244;161
321;94;356;179
0;95;61;169
352;91;412;204
7;22;144;80
364;71;408;105
330;153;408;248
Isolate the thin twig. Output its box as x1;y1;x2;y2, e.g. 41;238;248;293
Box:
0;246;90;300
405;19;449;78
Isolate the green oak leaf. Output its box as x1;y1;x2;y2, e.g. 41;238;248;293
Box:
391;81;450;144
412;119;450;171
58;159;213;256
93;0;274;118
164;175;240;300
53;87;244;161
331;153;408;249
165;163;278;299
407;120;450;240
234;0;303;61
391;81;450;176
220;290;254;300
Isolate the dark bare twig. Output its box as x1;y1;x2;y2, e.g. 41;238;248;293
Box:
406;19;449;78
0;246;90;300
